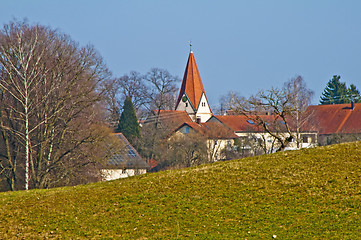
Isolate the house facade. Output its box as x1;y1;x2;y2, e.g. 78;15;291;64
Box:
102;133;149;181
208;114;318;155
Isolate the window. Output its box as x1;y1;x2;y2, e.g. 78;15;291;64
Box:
246;120;255;125
185;102;188;107
302;136;308;143
128;148;137;157
184;126;190;134
201;102;206;107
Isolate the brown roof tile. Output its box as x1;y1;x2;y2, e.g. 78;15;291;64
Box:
305;103;361;135
144;110;193;132
176;121;238;139
213;114;316;133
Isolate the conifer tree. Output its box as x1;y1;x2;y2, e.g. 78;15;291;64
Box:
320;75;361;104
117;97;140;145
320;75;348;104
348;84;361;103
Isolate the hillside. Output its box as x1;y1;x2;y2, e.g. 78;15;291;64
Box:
1;142;361;239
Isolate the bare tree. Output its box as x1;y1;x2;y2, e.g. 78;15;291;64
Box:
135;68;179;159
143;68;179;119
225;88;296;151
102;78;121;128
0;21;113;190
158;132;208;169
117;71;148;110
284;76;314;148
224;76;314;152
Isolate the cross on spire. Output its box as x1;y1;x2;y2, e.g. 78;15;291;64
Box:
188;41;193;53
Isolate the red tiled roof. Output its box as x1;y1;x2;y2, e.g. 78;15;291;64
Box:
144;110;193;132
176;121;238;139
214;115;268;132
213;114;316;133
305;103;361;135
176;52;209;110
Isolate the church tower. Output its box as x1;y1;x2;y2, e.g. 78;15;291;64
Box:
175;48;212;123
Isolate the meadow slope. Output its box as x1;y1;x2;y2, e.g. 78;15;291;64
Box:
1;141;361;239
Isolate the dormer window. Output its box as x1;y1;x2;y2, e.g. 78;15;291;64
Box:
184;126;190;134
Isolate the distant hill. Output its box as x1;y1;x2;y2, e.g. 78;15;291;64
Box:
1;142;361;239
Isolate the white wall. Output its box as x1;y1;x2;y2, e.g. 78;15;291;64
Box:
101;169;147;181
195;93;212;123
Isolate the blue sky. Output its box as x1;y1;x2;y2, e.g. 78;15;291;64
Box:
2;0;361;107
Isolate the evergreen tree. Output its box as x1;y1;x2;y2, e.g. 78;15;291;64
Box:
320;75;348;104
348;84;361;103
117;97;140;145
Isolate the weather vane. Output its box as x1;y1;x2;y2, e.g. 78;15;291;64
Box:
188;40;192;53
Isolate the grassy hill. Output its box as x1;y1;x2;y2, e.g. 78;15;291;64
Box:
1;142;361;239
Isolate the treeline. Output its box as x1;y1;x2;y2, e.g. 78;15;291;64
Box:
0;20;121;191
0;20;181;191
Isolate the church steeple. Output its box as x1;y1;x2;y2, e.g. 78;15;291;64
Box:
175;49;212;123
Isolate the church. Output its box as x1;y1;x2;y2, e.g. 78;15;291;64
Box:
175;48;212;123
145;45;361;162
147;47;321;160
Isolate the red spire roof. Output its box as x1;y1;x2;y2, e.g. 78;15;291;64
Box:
176;52;207;110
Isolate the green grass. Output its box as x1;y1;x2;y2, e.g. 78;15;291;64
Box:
1;142;361;239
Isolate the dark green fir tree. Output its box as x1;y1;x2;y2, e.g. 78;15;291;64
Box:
348;84;361;103
117;97;140;145
320;75;348;105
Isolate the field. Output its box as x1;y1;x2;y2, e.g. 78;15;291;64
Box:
1;141;361;239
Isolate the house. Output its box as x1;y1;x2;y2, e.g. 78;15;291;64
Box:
101;133;149;181
208;114;318;155
305;102;361;145
174;121;238;161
